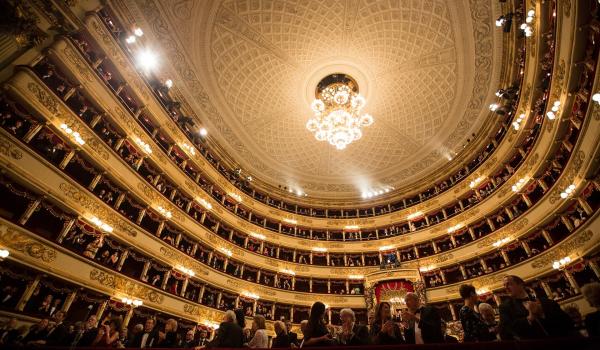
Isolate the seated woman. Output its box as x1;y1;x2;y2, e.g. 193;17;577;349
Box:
92;316;121;347
459;284;494;342
246;315;268;348
158;318;179;347
302;302;335;347
369;301;404;344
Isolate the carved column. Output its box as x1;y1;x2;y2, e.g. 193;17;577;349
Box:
117;250;129;271
520;240;531;256
501;250;511;266
541;229;554;246
19;197;42;225
61;289;78;313
17;275;41;311
95;300;108;323
563;270;579;292
59;150;75;169
459;265;467;280
589;260;600;279
123;307;134;328
56;218;76;243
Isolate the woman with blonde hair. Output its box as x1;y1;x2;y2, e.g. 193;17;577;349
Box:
246;315;268;348
271;320;291;348
158;318;179;347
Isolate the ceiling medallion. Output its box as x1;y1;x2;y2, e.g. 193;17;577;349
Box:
306;73;373;150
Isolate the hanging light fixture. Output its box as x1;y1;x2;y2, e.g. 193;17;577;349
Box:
306;74;373;150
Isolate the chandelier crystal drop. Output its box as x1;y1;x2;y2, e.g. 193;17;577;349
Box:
306;74;373;150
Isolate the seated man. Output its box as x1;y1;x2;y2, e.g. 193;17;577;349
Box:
499;275;573;340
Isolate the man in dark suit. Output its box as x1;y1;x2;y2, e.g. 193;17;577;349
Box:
337;308;370;345
207;310;244;348
285;321;298;346
499;275;573;340
71;315;98;347
130;318;160;348
44;310;69;346
402;292;444;344
196;329;209;347
183;329;198;348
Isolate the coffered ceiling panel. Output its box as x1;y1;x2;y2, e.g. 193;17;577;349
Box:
129;0;502;200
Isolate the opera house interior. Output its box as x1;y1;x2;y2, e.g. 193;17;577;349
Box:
0;0;600;349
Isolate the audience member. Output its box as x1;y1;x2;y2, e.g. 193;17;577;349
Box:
402;292;444;344
0;318;19;346
459;284;493;342
183;329;198;348
158;318;179;347
337;308;370;345
71;315;98;347
130;318;159;348
285;321;298;346
44;310;69;346
499;275;573;340
24;318;50;345
207;310;244;348
197;329;209;347
92;316;121;347
271;320;291;348
303;301;334;347
369;301;404;344
246;315;268;348
478;303;499;340
442;322;459;343
581;282;600;337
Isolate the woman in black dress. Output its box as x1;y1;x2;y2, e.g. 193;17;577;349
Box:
302;302;334;347
459;284;494;342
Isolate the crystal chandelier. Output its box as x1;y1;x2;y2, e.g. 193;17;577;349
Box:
306;74;373;150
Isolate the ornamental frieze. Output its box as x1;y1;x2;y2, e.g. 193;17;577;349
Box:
418;253;455;267
59;182;137;237
136;182;185;222
27;82;60;116
476;218;529;248
0;134;24;159
0;224;57;262
159;246;209;276
183;303;222;320
61;45;95;83
531;230;594;269
89;269;164;304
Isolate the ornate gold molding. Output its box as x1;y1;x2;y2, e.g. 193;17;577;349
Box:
89;269;164;304
0;133;24;159
531;230;594;269
0;224;56;262
59;182;138;237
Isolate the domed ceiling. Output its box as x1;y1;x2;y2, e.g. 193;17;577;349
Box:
125;0;503;200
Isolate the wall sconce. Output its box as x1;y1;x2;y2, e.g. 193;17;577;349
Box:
512;113;525;130
59;123;85;145
90;216;113;233
176;266;195;277
0;248;9;261
560;184;576;199
546;101;560;120
283;218;297;225
511;178;527;192
195;197;212;210
447;224;463;234
407;211;424;220
181;143;196;156
156;206;172;219
121;297;143;307
249;232;265;240
134;137;152;154
492;237;511;248
552;256;571;270
312;247;327;252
